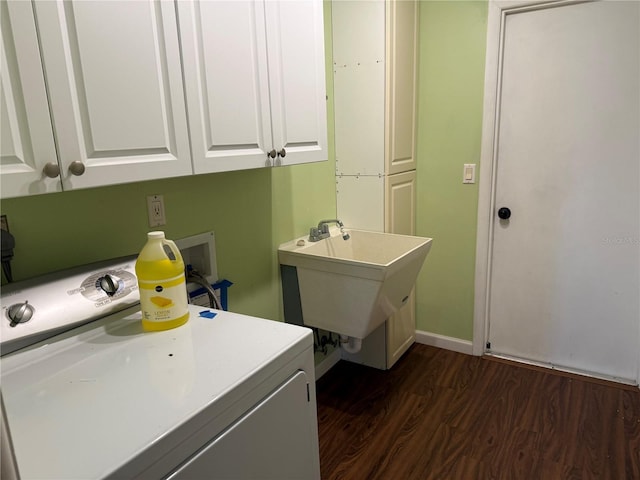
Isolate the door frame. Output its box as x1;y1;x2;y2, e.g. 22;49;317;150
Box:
472;0;604;355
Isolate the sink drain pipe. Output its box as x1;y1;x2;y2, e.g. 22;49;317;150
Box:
340;335;362;354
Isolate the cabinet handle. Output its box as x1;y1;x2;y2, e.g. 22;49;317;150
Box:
69;161;86;176
277;148;286;158
42;162;60;178
268;149;277;159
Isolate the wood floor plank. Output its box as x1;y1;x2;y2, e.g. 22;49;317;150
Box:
344;391;431;480
571;382;623;478
371;388;458;480
621;389;640;478
316;344;640;480
526;372;572;464
539;460;583;480
490;427;542;479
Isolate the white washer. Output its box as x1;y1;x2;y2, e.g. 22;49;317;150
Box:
1;258;320;479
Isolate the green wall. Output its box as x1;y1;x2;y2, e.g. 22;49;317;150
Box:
1;1;488;344
415;0;488;341
0;160;336;321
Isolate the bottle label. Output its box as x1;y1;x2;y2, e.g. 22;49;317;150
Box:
138;274;188;323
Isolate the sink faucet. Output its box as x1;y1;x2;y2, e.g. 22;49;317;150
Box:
309;219;350;242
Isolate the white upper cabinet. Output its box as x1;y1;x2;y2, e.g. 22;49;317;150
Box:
1;0;326;198
1;1;61;198
178;0;328;173
33;0;192;191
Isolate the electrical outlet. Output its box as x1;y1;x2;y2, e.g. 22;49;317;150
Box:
0;215;8;232
147;195;166;227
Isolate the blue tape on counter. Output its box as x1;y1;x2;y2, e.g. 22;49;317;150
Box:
199;310;217;319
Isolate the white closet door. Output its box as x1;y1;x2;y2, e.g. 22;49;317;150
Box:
487;1;639;382
385;0;418;175
264;0;327;166
385;170;416;236
34;0;192;190
385;170;417;368
0;1;60;198
178;0;274;173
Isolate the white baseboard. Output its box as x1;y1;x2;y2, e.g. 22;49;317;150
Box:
314;347;342;380
415;330;474;355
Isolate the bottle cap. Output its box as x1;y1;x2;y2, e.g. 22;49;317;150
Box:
148;231;165;240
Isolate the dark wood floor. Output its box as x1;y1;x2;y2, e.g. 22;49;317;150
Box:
316;344;640;480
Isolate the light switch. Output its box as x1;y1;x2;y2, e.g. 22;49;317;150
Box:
463;164;476;184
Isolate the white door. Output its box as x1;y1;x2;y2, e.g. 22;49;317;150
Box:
486;1;639;382
0;0;60;198
34;0;192;190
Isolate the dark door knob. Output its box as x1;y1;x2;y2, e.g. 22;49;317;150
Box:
498;207;511;220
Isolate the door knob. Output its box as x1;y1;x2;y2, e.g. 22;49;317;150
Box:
498;207;511;220
69;161;86;176
268;149;276;159
277;148;286;158
42;162;60;178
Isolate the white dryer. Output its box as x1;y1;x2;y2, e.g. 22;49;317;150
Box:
0;257;320;479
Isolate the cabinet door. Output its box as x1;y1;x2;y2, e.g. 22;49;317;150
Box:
33;0;192;190
385;170;416;368
1;1;60;198
265;0;328;166
384;170;415;235
385;0;418;175
178;0;274;174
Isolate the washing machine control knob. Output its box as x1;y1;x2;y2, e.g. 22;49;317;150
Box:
98;275;120;296
7;301;35;327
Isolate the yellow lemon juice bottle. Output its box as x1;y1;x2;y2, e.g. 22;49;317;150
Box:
135;231;189;331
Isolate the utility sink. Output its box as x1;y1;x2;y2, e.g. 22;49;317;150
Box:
278;228;432;339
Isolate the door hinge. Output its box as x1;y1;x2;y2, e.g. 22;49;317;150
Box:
306;383;310;402
486;341;491;350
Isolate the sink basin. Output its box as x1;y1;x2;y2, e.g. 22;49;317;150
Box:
278;228;432;339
